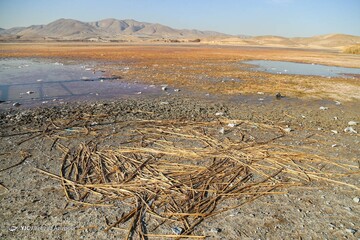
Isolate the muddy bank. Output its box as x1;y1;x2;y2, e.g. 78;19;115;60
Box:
1;95;359;239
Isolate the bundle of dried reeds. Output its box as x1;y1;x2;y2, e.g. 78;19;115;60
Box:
37;118;358;239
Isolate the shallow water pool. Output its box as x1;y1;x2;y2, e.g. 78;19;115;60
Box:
243;60;360;78
0;58;162;108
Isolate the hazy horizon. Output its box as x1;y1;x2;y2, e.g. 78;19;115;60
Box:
0;0;359;37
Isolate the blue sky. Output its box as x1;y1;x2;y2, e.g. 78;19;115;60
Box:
0;0;359;37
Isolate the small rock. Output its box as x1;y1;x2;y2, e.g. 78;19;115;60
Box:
275;92;282;99
161;86;168;91
257;92;264;95
344;127;357;134
334;101;341;105
215;112;224;116
219;127;225;134
353;197;360;203
348;121;358;126
343;207;352;212
160;102;169;105
319;106;328;110
227;123;237;128
171;227;183;235
317;127;323;131
210;228;222;233
174;89;180;92
331;130;338;134
135;92;142;95
345;228;357;235
333;116;338;120
36;79;43;82
331;144;338;148
13;102;21;107
258;98;264;101
26;91;34;94
283;127;293;133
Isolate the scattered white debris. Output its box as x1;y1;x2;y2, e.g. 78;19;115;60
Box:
317;127;323;131
36;79;43;82
85;68;92;71
331;130;338;134
13;102;21;107
257;92;264;95
174;89;180;92
353;197;360;203
219;127;225;134
319;106;328;110
54;62;63;66
161;86;168;91
26;91;34;94
81;77;90;80
42;101;48;104
348;121;358;126
160;102;169;105
258;98;264;101
227;122;237;128
344;127;357;134
135;92;142;95
333;116;338;120
301;115;306;119
283;127;293;133
100;79;104;82
334;101;341;105
123;67;130;70
215;112;224;116
171;227;183;235
331;144;338;148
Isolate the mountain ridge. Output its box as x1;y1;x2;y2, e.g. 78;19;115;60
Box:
1;18;359;49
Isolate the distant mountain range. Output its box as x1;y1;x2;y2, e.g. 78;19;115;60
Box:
0;18;359;49
0;18;228;40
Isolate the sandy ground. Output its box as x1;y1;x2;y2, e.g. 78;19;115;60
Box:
0;44;359;239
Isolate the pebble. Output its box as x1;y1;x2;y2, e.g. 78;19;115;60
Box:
319;106;328;110
210;228;222;233
343;207;352;212
348;121;358;126
275;92;282;99
26;91;34;94
345;228;357;235
227;123;237;128
171;227;183;235
334;101;341;105
161;86;168;91
135;92;142;95
219;127;225;134
258;98;264;101
160;102;169;105
215;112;224;116
344;127;357;134
353;197;360;203
317;127;322;131
174;89;180;92
331;130;338;134
13;102;21;107
283;127;293;133
331;144;338;148
257;92;264;95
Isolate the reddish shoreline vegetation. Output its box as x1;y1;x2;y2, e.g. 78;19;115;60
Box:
0;43;359;239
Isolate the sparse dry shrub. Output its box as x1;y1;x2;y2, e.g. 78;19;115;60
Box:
344;44;360;54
